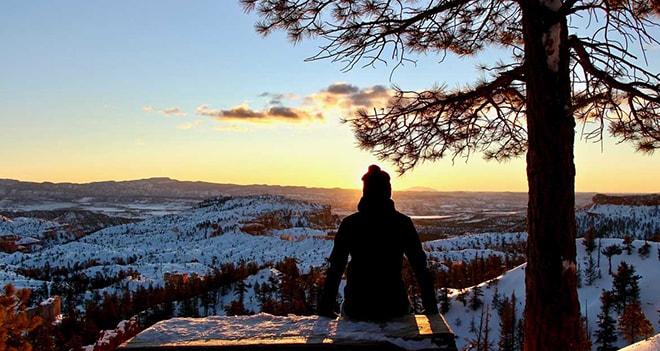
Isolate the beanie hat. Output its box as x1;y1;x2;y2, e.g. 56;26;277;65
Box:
361;165;392;199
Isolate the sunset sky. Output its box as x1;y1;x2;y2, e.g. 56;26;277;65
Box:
2;1;659;193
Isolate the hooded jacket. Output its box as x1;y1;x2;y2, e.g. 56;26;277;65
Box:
319;197;439;320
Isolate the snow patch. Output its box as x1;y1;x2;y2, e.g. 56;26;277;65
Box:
130;313;439;350
618;333;660;351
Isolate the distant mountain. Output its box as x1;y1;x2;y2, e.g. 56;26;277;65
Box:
0;177;361;218
0;177;342;201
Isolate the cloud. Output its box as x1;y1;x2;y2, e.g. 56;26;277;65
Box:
326;82;360;95
163;107;186;116
195;103;323;123
192;83;392;130
305;83;392;111
143;105;187;116
258;92;300;105
177;120;204;130
195;104;223;117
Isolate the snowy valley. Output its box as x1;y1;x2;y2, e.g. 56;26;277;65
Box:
0;179;659;351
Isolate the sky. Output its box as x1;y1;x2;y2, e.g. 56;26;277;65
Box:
1;1;659;193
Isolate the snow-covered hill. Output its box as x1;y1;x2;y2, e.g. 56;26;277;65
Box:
0;195;337;292
576;194;660;239
1;193;658;351
442;237;660;351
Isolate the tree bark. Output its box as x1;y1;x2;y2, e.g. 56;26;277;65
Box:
521;1;581;350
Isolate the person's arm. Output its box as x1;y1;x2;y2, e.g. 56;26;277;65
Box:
403;217;439;315
318;219;350;317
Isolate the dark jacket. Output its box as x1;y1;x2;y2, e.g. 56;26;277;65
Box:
319;197;438;320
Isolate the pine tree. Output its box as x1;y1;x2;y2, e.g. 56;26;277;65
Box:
584;254;599;286
578;315;592;351
515;318;524;351
491;288;502;314
497;293;518;351
593;290;618;351
466;304;495;351
224;300;251;316
582;225;597;254
439;286;451;314
469;285;484;311
601;244;622;275
576;262;583;288
481;304;494;351
637;241;651;259
0;284;43;351
611;262;641;313
622;236;634;255
618;301;655;344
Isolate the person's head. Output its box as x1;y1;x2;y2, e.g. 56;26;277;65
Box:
361;165;392;200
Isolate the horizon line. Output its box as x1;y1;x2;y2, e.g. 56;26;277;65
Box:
1;176;656;195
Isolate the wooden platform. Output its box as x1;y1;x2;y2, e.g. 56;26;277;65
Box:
117;313;457;351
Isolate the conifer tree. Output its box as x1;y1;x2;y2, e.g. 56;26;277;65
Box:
439;286;451;314
584;254;599;286
582;225;597;254
498;293;518;351
622;236;634;255
611;262;641;313
578;315;592;351
618;301;655;344
0;284;43;351
515;318;524;351
241;1;660;349
469;285;484;311
637;241;651;259
467;304;495;351
602;244;622;275
593;290;617;351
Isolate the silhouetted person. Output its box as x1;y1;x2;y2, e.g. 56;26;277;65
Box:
319;165;438;320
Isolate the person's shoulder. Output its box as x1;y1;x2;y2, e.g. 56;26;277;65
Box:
341;212;362;224
393;210;412;221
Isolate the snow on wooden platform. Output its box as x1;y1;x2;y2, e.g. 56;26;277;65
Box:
117;313;457;350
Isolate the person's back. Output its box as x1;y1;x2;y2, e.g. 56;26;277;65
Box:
319;165;438;320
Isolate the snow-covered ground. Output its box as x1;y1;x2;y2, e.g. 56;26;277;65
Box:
0;196;335;290
619;333;660;351
126;313;444;350
440;236;660;350
1;194;659;350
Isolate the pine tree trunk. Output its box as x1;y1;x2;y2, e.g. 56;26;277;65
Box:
521;1;581;350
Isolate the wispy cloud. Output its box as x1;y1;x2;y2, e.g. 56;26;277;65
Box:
143;106;188;116
177;120;205;130
258;92;300;105
194;104;223;118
